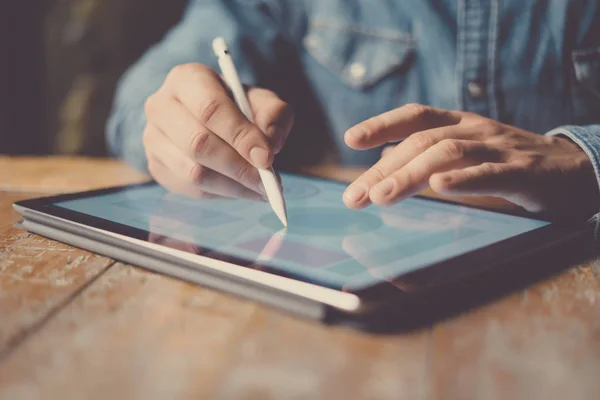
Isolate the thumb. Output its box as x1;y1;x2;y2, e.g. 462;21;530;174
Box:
248;88;294;154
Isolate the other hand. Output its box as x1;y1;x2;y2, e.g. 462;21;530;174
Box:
343;104;599;219
143;63;293;200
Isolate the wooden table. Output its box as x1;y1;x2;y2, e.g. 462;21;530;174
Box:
1;156;600;400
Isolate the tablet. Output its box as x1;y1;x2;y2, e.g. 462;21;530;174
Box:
13;173;584;323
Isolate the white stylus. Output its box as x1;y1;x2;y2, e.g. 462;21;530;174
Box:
212;37;288;227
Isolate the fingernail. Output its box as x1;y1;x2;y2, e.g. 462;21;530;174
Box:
344;185;367;203
346;127;366;142
250;147;270;168
373;179;395;197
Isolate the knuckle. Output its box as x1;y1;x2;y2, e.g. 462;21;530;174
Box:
144;94;159;117
465;118;487;131
505;130;525;143
429;173;454;191
188;128;212;157
198;98;221;124
356;122;374;140
404;103;431;119
373;114;389;133
544;135;563;147
369;164;386;181
467;118;501;137
407;132;435;151
231;124;255;149
514;153;542;170
483;125;503;139
439;139;464;159
234;163;252;183
352;114;390;142
188;163;207;184
365;115;390;138
170;63;210;80
168;64;192;82
480;162;504;175
198;64;220;79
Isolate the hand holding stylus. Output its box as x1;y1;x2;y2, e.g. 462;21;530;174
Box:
142;42;294;204
212;37;288;226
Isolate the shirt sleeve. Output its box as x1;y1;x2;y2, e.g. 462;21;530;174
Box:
105;0;288;172
546;124;600;231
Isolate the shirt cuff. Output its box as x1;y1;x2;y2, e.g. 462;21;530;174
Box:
546;125;600;235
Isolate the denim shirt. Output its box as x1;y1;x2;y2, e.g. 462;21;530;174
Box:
107;0;600;216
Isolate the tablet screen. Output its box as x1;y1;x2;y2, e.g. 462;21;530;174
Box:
53;174;550;290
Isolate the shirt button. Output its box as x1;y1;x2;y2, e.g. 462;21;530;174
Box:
304;34;319;49
467;80;485;98
349;62;367;80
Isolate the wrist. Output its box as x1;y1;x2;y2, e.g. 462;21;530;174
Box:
558;136;599;219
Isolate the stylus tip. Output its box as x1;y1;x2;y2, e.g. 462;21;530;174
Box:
275;209;288;227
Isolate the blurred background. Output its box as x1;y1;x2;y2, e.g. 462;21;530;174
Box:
1;0;188;157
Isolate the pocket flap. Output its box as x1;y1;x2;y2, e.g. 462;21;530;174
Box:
303;20;414;90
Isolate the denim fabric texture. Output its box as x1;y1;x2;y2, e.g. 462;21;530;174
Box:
107;0;600;218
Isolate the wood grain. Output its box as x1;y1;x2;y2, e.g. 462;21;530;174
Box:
0;156;149;193
0;263;429;400
428;263;600;400
1;156;599;399
0;265;265;399
214;308;429;400
0;157;145;358
0;192;114;356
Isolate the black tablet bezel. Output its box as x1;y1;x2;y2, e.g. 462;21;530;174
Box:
14;174;583;301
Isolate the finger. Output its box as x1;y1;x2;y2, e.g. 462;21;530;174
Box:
145;95;262;192
247;88;294;154
343;126;471;208
345;103;462;150
369;139;493;205
429;162;530;206
167;64;274;168
148;153;265;202
381;145;395;158
145;128;265;202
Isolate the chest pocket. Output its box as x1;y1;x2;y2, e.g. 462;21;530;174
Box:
302;19;415;91
571;46;600;124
